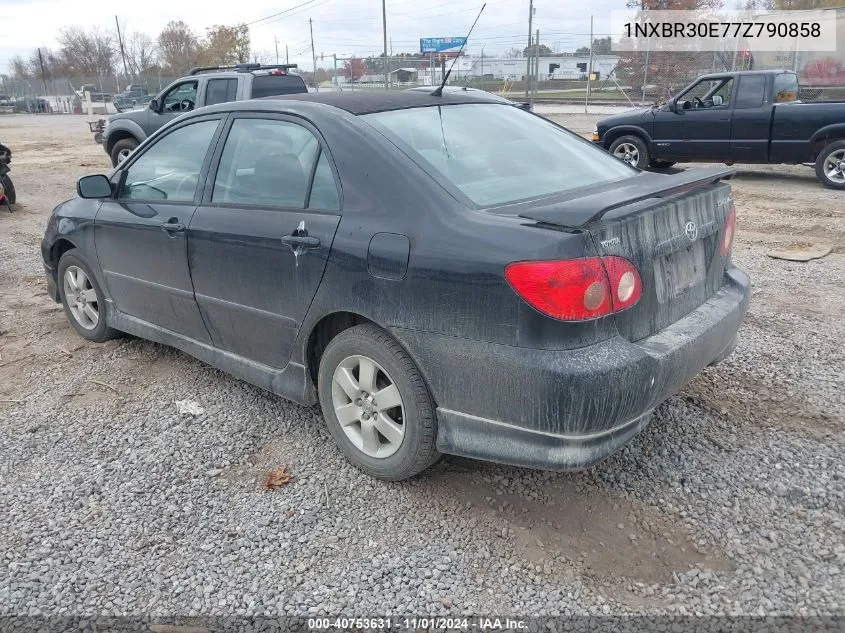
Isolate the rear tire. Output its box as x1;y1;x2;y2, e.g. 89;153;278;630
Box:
110;138;139;167
609;135;649;169
58;250;120;343
814;140;845;190
1;174;15;205
317;324;439;481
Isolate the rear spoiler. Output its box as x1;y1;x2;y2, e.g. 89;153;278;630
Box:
519;167;734;228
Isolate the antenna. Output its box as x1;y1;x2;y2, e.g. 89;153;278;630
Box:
431;3;486;97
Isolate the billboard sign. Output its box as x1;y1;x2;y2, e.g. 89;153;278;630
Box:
420;37;467;53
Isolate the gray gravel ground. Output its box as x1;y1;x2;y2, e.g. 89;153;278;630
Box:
0;115;843;620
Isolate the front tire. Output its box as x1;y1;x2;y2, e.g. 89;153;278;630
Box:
609;135;649;169
649;159;676;169
317;324;439;480
58;250;119;342
110;138;139;167
814;140;845;190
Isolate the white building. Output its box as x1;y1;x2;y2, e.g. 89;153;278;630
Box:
461;55;619;81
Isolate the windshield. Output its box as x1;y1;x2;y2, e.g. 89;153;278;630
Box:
363;103;635;206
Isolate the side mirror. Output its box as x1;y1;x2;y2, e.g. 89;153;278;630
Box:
668;98;677;112
149;98;159;112
77;174;113;199
712;95;724;106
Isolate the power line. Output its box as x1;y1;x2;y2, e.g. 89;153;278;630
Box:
247;0;324;26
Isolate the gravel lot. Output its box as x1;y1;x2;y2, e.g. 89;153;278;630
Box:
0;113;843;620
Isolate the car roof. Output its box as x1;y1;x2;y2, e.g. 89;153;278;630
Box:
260;89;504;115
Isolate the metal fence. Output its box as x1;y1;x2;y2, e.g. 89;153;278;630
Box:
2;25;843;114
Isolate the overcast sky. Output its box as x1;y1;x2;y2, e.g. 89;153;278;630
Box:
1;0;622;73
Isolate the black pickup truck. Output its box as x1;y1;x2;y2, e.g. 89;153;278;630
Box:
593;70;845;189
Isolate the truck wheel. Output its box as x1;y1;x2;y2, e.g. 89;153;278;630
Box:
318;324;440;481
609;135;649;169
815;141;845;190
110;138;139;167
649;160;676;170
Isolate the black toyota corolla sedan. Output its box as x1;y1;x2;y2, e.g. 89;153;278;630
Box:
41;90;749;480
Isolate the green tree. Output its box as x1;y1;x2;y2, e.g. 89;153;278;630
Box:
199;24;251;66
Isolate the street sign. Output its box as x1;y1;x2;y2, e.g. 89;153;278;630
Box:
420;37;468;53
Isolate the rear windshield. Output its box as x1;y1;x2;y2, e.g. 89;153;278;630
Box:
250;74;307;98
363;104;635;206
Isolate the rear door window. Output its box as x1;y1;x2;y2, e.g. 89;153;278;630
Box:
734;75;766;108
250;74;308;98
212;118;321;208
205;78;238;106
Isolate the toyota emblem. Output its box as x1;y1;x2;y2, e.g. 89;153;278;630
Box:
685;221;698;242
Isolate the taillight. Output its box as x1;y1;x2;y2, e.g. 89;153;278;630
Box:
720;202;736;256
602;256;642;312
269;69;287;75
505;257;641;321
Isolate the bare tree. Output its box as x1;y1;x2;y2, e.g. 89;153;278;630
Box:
8;56;30;78
157;21;199;75
125;31;157;76
58;26;116;78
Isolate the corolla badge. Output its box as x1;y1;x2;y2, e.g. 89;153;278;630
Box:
684;221;698;242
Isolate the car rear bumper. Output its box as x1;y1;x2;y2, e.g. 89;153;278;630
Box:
389;266;750;470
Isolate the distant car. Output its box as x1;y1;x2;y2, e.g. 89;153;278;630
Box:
406;85;532;111
43;90;748;480
593;69;845;189
98;63;308;166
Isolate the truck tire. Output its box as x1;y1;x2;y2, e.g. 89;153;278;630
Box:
110;138;139;167
815;140;845;190
649;160;676;169
609;135;649;169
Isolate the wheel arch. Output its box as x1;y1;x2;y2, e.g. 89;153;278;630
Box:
305;311;374;387
104;122;145;154
602;126;652;149
809;127;845;161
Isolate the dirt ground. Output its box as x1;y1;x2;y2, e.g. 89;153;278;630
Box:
0;112;843;616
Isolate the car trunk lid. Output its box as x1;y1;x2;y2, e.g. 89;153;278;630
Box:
519;168;734;341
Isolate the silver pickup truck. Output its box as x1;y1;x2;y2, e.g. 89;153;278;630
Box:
90;63;307;166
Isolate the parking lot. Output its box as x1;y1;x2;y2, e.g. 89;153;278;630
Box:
0;113;843;618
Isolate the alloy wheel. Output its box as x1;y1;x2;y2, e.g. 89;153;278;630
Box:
824;149;845;184
331;355;406;458
613;142;640;166
63;265;99;330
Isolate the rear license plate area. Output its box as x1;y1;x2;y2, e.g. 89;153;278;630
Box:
654;241;705;303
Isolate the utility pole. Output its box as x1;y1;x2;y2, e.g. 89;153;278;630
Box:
286;45;290;64
585;16;594;112
333;53;338;90
114;16;130;82
37;48;49;106
480;47;484;91
382;0;390;89
275;37;280;64
309;18;318;93
525;0;534;99
531;29;539;107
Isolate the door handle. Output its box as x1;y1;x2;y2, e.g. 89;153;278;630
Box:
281;234;320;248
160;219;185;233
